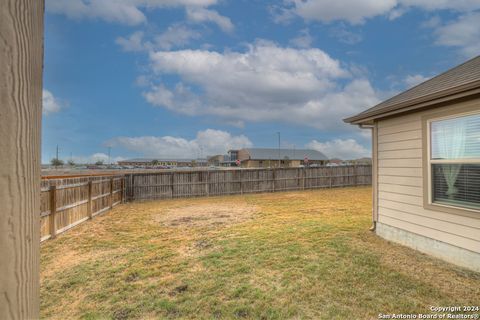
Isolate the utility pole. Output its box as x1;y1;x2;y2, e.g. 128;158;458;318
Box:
277;132;281;168
55;145;60;169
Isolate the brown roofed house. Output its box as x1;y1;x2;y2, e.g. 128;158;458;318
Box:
345;55;480;272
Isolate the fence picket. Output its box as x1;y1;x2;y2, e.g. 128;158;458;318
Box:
125;165;371;200
39;166;371;242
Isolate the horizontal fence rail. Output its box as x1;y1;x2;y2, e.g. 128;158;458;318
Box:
125;165;372;201
40;175;125;242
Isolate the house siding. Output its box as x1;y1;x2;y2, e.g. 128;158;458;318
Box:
376;97;480;255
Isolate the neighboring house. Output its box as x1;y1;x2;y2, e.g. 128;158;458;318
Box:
118;158;207;168
345;55;480;272
222;150;240;167
207;155;225;166
327;158;346;166
208;151;240;167
351;157;372;165
237;148;327;168
327;158;372;166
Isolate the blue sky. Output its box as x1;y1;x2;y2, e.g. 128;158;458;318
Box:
42;0;480;164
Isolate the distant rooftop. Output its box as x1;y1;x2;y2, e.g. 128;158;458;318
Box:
242;148;327;161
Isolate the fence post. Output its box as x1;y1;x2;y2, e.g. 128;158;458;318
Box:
329;168;333;188
87;181;93;219
129;174;134;201
240;169;244;195
206;171;210;196
303;168;306;190
354;164;357;186
171;172;175;199
49;186;57;239
297;168;300;189
272;168;276;192
110;177;114;209
120;177;124;203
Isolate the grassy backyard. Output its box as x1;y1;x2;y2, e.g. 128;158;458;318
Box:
40;187;480;319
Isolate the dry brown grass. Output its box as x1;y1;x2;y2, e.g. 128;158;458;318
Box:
40;187;480;320
153;203;258;228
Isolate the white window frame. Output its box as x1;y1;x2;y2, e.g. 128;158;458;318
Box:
426;110;480;212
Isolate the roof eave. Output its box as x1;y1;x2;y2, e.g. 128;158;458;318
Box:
344;80;480;125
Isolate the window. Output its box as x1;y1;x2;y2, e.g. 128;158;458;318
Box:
428;112;480;211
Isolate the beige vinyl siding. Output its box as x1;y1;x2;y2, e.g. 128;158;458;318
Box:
378;139;422;152
378;149;422;159
376;98;480;254
377;129;422;143
378;183;422;196
378;175;422;187
378;159;421;168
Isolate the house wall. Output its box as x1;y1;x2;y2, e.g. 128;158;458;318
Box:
241;160;260;168
208;155;224;166
240;160;285;168
238;149;250;162
375;96;480;270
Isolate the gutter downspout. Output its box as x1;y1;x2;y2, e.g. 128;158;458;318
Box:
359;124;376;232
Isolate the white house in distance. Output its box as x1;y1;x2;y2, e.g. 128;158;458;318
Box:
345;56;480;272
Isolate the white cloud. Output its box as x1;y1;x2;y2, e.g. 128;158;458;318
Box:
135;75;151;87
399;0;480;12
421;16;442;28
288;0;397;25
143;83;201;114
306;138;370;159
404;74;430;88
143;84;174;108
290;29;313;48
116;25;201;53
186;7;234;32
90;153;110;163
46;0;147;25
144;41;380;131
46;0;220;25
282;0;480;25
269;4;296;24
388;7;407;20
42;89;62;115
434;12;480;58
329;25;363;44
116;31;146;52
155;24;201;50
109;129;252;158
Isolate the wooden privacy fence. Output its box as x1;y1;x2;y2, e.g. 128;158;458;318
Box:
40;175;125;242
125;165;372;201
39;166;371;241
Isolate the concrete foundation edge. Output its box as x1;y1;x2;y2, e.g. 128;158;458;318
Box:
376;222;480;273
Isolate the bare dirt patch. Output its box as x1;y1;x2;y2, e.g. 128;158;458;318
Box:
153;203;258;228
